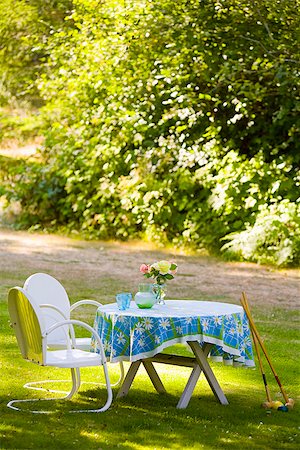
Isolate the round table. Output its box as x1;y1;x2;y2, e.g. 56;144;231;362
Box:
92;300;254;409
92;300;254;366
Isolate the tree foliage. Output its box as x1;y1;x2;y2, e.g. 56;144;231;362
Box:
2;0;300;266
0;0;73;105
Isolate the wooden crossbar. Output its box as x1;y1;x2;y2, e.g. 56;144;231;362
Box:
146;353;197;368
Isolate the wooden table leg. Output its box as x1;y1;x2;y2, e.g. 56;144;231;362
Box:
117;342;228;407
176;364;202;409
188;341;229;405
176;342;212;409
117;361;141;398
142;361;166;393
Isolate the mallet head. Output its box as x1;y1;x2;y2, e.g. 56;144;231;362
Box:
270;401;284;409
278;405;289;412
262;401;272;409
285;398;295;409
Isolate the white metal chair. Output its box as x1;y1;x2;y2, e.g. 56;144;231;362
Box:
23;272;124;392
7;287;112;413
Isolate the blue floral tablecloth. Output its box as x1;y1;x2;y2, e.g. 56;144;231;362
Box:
92;300;254;367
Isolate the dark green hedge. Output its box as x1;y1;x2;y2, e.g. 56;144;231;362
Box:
2;0;300;266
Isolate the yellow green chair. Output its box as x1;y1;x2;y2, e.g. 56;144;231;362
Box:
7;286;112;413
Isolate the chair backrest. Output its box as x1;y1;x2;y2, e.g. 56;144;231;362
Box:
8;287;46;365
24;273;71;344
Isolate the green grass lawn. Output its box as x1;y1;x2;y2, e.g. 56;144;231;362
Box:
0;271;299;449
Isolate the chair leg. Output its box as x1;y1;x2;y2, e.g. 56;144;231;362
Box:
110;362;125;387
71;362;113;413
23;368;81;396
7;364;112;414
7;368;82;413
24;361;121;393
66;368;80;399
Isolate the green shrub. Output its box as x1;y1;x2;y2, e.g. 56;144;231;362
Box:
0;0;73;106
1;0;300;266
221;200;300;266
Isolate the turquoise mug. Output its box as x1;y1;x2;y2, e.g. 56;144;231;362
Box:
116;292;132;310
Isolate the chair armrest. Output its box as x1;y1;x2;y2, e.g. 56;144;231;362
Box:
70;299;102;312
43;319;107;361
40;303;68;320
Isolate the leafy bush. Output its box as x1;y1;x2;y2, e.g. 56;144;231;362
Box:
0;0;73;106
1;0;300;266
221;200;300;266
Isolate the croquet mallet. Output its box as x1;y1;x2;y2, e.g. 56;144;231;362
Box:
243;301;272;407
241;292;294;410
241;293;278;410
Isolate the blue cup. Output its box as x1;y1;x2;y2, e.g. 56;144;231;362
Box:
116;292;132;310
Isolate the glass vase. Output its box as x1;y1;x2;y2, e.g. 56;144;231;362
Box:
153;284;166;305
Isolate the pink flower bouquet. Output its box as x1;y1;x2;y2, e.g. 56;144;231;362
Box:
139;260;178;286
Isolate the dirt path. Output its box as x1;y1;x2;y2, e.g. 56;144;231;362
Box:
0;228;299;309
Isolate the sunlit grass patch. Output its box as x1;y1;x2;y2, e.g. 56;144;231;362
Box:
0;249;299;449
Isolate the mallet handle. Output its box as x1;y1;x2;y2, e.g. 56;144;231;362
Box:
251;323;272;403
241;292;289;404
241;295;272;402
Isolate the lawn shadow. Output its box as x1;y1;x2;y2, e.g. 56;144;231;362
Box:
1;388;298;450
